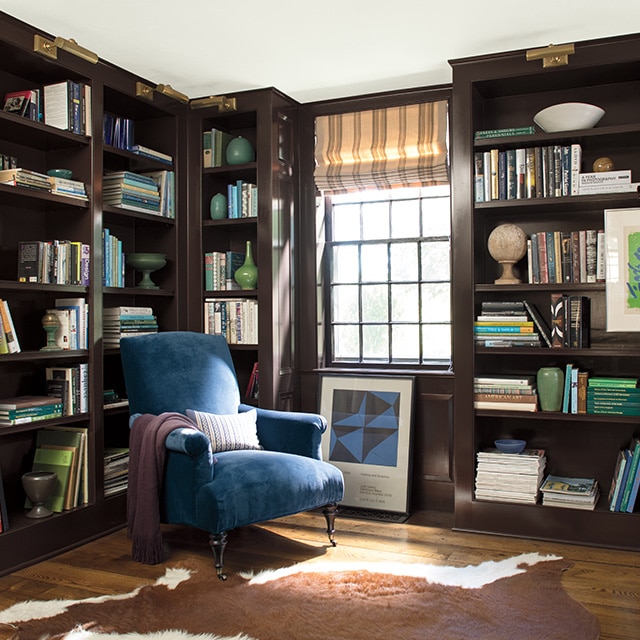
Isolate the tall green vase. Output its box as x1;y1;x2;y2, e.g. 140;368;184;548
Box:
234;240;258;290
537;366;564;411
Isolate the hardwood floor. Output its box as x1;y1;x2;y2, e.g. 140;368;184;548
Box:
0;510;638;640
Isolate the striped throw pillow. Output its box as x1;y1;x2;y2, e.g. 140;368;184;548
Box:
186;408;262;453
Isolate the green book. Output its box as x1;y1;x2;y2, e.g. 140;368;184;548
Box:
27;446;74;513
474;126;536;139
620;439;640;512
588;377;638;388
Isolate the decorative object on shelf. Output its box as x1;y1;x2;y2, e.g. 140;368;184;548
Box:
537;367;564;411
209;193;227;220
40;311;62;351
234;241;258;290
46;168;73;179
593;156;614;172
226;136;255;165
487;223;527;284
494;439;527;454
533;102;605;133
22;470;57;518
126;252;167;289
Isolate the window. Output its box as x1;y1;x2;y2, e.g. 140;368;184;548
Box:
324;184;451;366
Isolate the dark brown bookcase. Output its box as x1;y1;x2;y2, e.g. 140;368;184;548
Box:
450;34;640;549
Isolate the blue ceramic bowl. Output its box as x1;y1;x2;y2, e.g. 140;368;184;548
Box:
47;168;73;179
495;439;527;454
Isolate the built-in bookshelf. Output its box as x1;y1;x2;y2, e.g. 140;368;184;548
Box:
451;34;640;549
189;90;299;409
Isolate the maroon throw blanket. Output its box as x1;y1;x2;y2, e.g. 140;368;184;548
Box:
127;412;197;564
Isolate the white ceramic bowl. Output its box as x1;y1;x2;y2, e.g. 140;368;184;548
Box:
533;102;605;133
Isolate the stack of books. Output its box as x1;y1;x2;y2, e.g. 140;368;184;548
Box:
540;475;600;510
103;306;158;348
103;171;161;215
48;176;87;200
475;447;547;504
608;437;640;513
475;301;541;348
473;374;538;412
586;377;640;416
0;167;51;192
0;395;63;426
104;447;130;497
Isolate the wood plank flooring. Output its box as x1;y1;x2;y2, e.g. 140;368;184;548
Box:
0;510;638;640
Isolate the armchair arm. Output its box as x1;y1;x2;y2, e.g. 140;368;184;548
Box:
240;404;327;459
164;428;216;484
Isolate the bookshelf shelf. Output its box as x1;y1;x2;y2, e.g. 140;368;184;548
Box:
451;33;640;550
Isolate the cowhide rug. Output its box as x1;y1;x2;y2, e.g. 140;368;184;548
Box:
0;552;599;640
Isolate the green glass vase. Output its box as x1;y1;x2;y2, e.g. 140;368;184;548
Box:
226;136;255;165
234;240;258;290
209;193;227;219
537;366;564;411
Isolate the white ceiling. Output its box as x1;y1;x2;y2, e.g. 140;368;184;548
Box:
2;1;640;104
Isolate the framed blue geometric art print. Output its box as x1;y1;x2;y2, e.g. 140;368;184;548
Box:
319;374;414;514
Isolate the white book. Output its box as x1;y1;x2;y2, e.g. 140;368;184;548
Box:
578;182;639;195
44;81;70;131
578;170;631;185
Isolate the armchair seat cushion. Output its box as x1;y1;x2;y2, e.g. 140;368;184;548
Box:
181;449;344;534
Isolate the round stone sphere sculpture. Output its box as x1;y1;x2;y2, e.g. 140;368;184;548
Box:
487;223;528;284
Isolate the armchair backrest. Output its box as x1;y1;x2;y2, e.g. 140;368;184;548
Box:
120;331;241;416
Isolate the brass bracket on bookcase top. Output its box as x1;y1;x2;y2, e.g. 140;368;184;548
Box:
189;95;237;112
526;43;575;68
33;34;99;64
136;82;155;101
155;84;189;104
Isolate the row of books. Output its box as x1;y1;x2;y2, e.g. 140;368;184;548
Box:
527;229;604;285
46;296;90;351
585;376;640;416
204;298;259;345
226;180;258;218
104;447;129;497
103;112;134;150
473;374;538;412
17;239;91;285
202;127;234;168
550;294;590;349
46;364;89;415
0;395;62;426
102;228;125;288
609;437;640;513
245;362;259;402
4;80;92;136
0;299;20;354
26;426;89;513
0;152;17;170
474;142;637;202
204;250;244;291
103;305;158;348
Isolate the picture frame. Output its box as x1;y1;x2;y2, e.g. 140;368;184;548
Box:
319;374;414;515
605;207;640;332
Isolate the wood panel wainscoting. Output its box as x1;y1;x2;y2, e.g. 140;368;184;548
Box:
0;511;637;640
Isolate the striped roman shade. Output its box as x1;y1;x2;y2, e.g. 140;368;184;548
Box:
314;100;449;193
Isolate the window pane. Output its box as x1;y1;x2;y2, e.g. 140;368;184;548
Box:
332;284;359;322
363;325;389;361
361;243;388;282
391;283;419;321
421;283;451;322
332;245;359;283
390;199;420;238
422;194;451;237
332;203;360;241
422;324;451;361
392;324;420;362
361;284;388;322
333;325;360;360
421;241;451;281
390;243;418;282
361;202;389;240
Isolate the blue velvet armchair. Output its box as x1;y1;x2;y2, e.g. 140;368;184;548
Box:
120;331;344;579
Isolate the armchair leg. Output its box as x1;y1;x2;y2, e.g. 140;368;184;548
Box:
209;532;228;581
322;503;338;547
